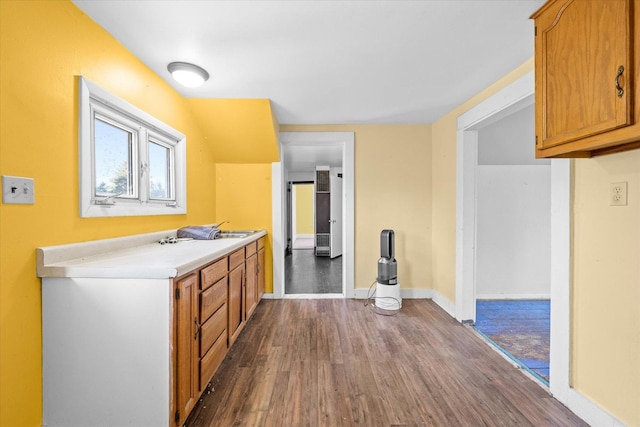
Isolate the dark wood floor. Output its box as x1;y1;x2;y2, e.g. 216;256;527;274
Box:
185;299;586;427
284;250;342;294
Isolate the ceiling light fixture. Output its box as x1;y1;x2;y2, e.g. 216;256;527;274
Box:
167;62;209;88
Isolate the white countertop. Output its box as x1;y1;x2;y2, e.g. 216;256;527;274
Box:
37;229;267;279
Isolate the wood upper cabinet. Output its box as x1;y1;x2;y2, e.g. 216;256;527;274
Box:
174;273;199;426
532;0;640;158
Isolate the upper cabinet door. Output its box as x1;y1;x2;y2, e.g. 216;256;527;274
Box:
533;0;633;151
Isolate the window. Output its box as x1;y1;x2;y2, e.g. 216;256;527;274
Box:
79;77;186;217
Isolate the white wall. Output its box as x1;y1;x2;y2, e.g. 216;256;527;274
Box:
477;104;549;166
476;166;551;298
476;104;551;299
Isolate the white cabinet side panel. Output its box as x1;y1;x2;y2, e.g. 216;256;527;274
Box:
42;277;171;427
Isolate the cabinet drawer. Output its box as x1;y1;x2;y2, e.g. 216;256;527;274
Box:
245;241;257;257
200;277;227;322
258;237;265;250
229;248;245;270
200;303;227;358
201;258;228;290
200;332;227;389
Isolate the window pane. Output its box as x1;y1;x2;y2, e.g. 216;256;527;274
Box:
149;140;171;200
94;118;135;197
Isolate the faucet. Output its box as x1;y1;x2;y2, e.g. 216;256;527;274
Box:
214;220;229;229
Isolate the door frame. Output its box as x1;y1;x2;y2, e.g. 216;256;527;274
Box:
454;71;571;402
329;170;343;258
272;132;355;298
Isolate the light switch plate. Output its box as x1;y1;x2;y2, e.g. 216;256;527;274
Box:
2;175;35;204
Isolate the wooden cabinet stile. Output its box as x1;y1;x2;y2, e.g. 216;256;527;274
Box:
174;273;199;426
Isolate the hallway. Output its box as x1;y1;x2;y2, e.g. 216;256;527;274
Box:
285;250;342;294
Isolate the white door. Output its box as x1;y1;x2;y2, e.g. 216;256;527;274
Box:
329;173;342;258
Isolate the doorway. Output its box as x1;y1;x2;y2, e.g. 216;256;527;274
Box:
290;182;314;251
471;104;552;384
455;71;571;401
285;181;343;294
272;132;355;299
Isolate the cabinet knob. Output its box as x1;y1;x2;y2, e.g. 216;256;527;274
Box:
615;65;624;98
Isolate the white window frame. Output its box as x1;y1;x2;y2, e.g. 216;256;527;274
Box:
79;77;186;217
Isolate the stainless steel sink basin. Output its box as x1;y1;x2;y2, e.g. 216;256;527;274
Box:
215;230;257;239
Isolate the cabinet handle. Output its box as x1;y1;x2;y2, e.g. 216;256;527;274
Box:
615;65;624;98
194;316;201;340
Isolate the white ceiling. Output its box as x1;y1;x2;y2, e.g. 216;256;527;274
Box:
72;0;544;171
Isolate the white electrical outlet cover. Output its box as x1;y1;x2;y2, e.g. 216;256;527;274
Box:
610;181;627;206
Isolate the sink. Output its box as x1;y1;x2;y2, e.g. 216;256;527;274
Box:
215;230;257;239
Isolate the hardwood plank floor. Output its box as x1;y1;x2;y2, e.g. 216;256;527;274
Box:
185;299;586;427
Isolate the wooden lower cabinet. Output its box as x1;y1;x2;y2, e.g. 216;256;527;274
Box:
245;251;258;319
174;273;199;426
257;238;265;300
228;256;245;346
246;238;267;319
174;261;229;425
40;233;267;427
174;238;266;425
200;330;227;389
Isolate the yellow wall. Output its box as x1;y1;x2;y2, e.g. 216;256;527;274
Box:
0;2;279;425
572;152;640;425
187;98;280;164
430;59;535;301
280;125;432;291
295;184;314;235
215;164;273;293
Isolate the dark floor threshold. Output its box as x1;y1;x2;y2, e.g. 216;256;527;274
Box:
471;325;550;387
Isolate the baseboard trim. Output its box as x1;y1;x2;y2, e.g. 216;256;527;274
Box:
431;290;456;318
566;388;625;427
477;293;551;300
294;234;314;239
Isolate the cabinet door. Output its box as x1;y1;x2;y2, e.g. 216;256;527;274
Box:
245;253;258;319
257;245;265;300
228;264;245;345
535;0;632;150
174;274;199;426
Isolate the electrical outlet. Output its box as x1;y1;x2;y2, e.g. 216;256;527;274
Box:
2;175;35;204
610;181;627;206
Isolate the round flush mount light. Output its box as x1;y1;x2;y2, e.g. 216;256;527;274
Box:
167;62;210;88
